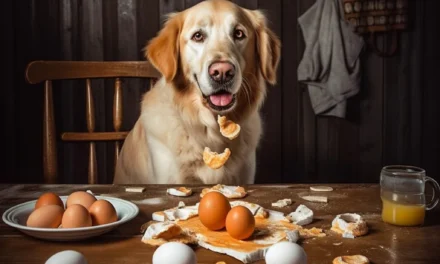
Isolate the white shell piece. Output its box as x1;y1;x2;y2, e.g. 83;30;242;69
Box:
167;187;192;197
230;201;261;215
310;186;334;192
286;204;314;226
125;187;145;193
271;199;292;208
301;195;328;203
143;222;182;240
286;230;300;243
163;205;199;221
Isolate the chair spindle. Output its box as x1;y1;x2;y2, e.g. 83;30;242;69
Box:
86;79;98;184
43;80;58;183
113;78;123;167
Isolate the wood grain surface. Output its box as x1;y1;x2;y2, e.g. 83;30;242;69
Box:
1;184;439;264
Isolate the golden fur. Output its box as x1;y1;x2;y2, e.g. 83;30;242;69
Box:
114;0;280;184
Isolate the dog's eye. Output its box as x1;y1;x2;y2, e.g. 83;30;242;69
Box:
234;29;245;40
191;32;204;42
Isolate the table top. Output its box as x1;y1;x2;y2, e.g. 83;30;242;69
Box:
1;183;439;264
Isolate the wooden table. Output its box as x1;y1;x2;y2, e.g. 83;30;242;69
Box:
1;184;439;264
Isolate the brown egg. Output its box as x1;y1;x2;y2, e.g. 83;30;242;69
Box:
66;191;97;209
198;191;231;230
26;204;64;228
35;192;64;210
61;204;92;228
88;200;118;226
225;205;255;240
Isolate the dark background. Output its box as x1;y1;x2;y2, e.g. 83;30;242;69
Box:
2;0;439;184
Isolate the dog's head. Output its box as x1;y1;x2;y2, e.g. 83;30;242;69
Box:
145;0;280;119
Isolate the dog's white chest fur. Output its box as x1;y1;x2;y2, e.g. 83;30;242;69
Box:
138;88;260;184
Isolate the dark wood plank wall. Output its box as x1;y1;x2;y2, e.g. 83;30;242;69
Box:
2;0;439;184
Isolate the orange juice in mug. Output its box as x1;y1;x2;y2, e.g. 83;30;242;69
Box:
380;165;440;226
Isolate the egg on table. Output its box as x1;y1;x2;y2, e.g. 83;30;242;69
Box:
88;199;118;225
26;204;64;228
61;204;92;228
265;241;307;264
198;191;231;230
225;205;255;240
45;250;88;264
35;192;64;210
66;191;97;209
152;242;197;264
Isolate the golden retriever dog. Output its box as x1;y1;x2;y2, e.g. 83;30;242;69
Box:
114;0;280;184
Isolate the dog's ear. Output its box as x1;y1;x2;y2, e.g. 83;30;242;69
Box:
249;10;281;85
145;13;182;82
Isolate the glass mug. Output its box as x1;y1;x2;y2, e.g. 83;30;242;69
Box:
380;165;440;226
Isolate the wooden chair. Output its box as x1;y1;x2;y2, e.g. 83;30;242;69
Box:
25;61;160;184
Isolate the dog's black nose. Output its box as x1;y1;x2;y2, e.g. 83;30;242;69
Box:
209;61;235;83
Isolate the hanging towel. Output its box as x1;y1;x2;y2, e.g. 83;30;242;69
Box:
297;0;364;118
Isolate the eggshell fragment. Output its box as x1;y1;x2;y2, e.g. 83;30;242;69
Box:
26;204;64;228
167;187;193;197
203;147;231;169
125;187;145;193
217;115;241;140
88;200;118;225
300;195;328;203
286;204;314;226
61;204;92;228
331;213;368;238
152;242;197;264
271;198;292;208
333;255;370;264
66;191;97;210
310;186;333;192
35;192;64;210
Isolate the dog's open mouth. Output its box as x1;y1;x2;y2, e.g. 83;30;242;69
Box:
194;74;237;112
204;91;237;112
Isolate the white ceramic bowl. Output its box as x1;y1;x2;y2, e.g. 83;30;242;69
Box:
2;195;139;241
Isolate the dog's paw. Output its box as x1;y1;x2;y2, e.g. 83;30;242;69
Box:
217;115;240;140
203;147;231;169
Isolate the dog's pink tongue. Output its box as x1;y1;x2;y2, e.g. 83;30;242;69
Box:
209;94;233;106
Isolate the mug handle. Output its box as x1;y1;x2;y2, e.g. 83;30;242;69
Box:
425;176;440;210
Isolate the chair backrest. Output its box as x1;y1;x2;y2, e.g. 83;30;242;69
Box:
25;61;161;184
